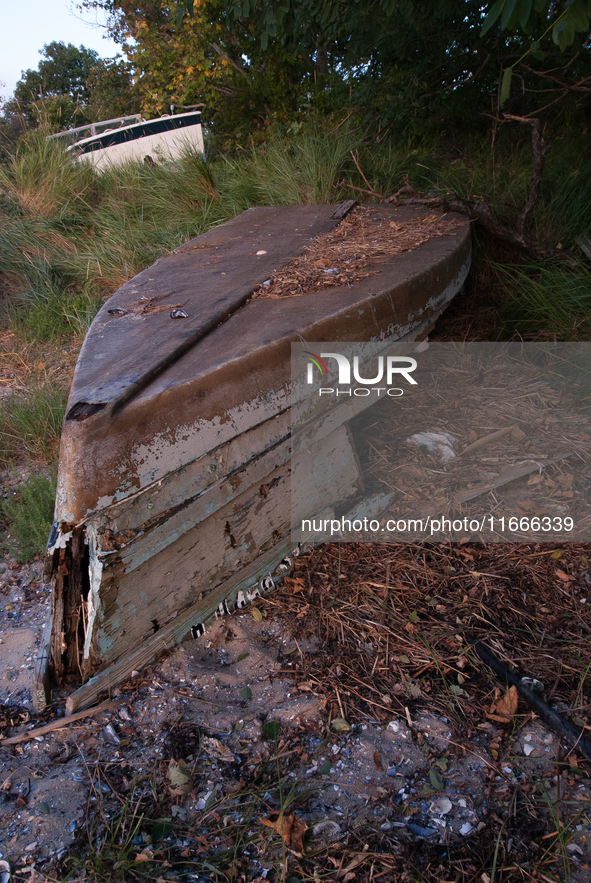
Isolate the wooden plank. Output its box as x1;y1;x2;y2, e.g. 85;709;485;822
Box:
66;503;338;715
332;199;357;219
66;535;300;715
91;410;290;535
99;435;292;566
33;611;53;712
84;423;362;669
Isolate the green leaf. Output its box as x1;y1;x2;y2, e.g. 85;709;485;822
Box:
518;0;533;29
320;760;332;774
237;652;249;661
500;66;513;106
500;0;519;30
262;720;281;739
409;610;418;622
399;654;410;664
481;0;505;35
568;0;590;31
251;607;263;621
241;686;252;700
151;817;175;841
37;801;50;814
522;6;538;32
551;549;562;559
429;768;444;790
553;17;575;50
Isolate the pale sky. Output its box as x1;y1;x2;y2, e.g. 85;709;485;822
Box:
0;0;122;100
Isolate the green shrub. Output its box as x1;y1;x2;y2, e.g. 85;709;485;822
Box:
1;469;56;562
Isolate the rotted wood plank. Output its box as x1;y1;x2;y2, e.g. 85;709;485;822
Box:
33;611;53;712
66;532;310;715
91;409;290;536
85;423;362;670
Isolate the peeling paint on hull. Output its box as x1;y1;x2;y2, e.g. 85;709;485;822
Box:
42;203;472;713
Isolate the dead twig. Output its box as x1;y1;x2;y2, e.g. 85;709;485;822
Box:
0;699;124;746
503;115;550;234
340;118;563;260
386;174;420;203
350;150;383;199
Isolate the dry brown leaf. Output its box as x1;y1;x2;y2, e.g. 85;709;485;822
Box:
134;849;154;863
202;737;236;763
338;853;369;878
555;568;574;582
167;759;194;795
283;577;307;594
373;751;383;771
487;686;519;722
260;812;308;854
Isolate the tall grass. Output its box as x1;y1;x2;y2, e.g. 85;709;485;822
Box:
0;130;96;218
218;132;358;206
2;121;591;349
0;381;68;465
496;260;591;340
0;130;364;345
1;468;57;562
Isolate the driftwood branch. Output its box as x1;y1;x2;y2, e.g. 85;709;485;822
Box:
387;174;420;203
341;117;561;260
0;699;124;746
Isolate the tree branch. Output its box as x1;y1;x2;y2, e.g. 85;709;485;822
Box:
503;114;550;234
340;118;562;261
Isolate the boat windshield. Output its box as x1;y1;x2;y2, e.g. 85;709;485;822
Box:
46;115;144;145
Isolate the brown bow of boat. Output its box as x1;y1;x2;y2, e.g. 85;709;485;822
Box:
40;202;471;714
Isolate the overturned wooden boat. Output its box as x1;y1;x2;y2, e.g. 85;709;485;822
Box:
41;202;471;713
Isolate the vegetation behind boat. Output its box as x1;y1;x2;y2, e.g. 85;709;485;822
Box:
1;121;591;563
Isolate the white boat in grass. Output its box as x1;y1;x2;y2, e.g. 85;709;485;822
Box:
47;110;204;169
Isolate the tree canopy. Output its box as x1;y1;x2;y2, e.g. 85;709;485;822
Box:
3;0;590;146
165;0;591;138
1;41;136;135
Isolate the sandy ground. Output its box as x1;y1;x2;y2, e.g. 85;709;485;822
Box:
2;551;591;882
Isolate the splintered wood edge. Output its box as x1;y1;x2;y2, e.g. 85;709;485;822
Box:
64;533;306;716
34;609;53;712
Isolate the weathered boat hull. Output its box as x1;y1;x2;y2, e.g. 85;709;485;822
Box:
43;203;471;713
